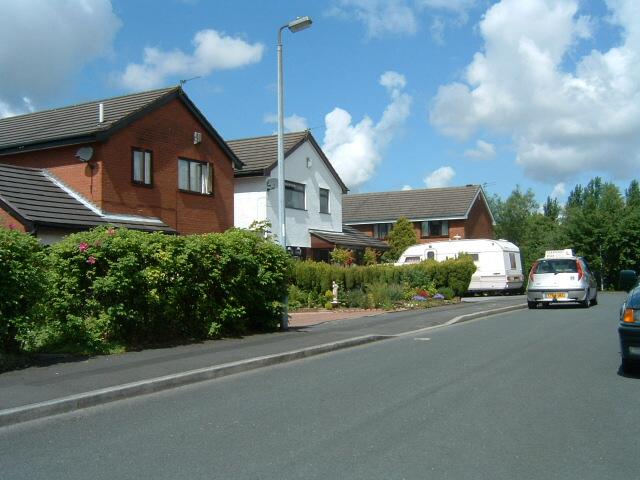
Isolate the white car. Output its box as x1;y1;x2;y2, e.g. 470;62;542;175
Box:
526;249;598;309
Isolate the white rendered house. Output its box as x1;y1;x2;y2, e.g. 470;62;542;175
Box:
229;131;386;260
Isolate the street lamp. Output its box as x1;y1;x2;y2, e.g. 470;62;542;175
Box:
277;15;312;330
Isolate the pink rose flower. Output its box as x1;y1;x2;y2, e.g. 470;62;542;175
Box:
79;242;89;252
86;256;96;265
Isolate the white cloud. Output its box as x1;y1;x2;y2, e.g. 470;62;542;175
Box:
550;182;566;199
328;0;418;38
119;29;264;90
424;166;456;188
322;71;412;188
464;139;496;160
263;113;309;133
429;0;640;184
0;0;121;117
417;0;477;22
329;0;477;41
402;185;413;190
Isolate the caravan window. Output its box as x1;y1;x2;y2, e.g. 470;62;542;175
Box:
509;253;517;269
404;256;421;264
427;251;435;260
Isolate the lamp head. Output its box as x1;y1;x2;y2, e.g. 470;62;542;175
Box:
288;16;312;33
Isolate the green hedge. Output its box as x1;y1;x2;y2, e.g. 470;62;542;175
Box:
4;226;290;354
291;257;476;298
0;228;46;352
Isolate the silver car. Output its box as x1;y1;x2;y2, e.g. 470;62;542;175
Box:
526;250;598;309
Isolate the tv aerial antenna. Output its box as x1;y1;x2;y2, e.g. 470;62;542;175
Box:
179;76;201;86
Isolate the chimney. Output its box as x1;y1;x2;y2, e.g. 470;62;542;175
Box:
98;103;104;124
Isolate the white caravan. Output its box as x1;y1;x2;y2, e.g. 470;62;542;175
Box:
395;239;524;293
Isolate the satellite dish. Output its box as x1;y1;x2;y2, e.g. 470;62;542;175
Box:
75;146;94;162
266;178;278;190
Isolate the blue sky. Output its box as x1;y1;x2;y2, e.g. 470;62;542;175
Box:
1;0;638;204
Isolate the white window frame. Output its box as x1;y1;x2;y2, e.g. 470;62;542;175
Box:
178;158;213;195
132;148;152;186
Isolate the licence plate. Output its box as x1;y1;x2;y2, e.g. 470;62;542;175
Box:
544;292;567;299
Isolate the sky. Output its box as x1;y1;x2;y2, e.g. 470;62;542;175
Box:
0;0;638;205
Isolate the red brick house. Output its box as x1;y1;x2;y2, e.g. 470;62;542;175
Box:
0;86;241;242
342;185;495;243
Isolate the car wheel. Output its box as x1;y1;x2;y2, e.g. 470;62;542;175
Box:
580;290;590;308
527;301;536;309
591;293;598;306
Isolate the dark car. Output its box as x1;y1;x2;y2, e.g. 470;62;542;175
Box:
619;284;640;372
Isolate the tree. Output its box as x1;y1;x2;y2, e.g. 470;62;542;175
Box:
381;217;417;263
625;180;640;208
563;178;624;288
543;196;561;220
491;186;538;246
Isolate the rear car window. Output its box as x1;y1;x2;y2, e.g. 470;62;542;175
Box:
532;259;578;274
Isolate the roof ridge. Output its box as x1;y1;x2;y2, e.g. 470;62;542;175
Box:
0;86;179;121
227;130;308;143
344;185;480;197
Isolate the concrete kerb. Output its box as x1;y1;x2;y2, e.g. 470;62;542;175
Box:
396;303;527;338
0;302;526;428
0;335;390;428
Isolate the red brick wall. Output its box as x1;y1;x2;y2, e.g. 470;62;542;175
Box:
99;99;234;234
0;208;27;232
465;196;494;239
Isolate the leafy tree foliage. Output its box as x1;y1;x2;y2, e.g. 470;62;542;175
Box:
491;186;538;247
381;216;418;263
490;177;640;289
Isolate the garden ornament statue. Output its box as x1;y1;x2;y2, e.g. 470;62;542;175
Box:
332;281;339;305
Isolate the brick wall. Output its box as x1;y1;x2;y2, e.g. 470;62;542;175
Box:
465;196;494;239
0;208;27;232
99;98;235;234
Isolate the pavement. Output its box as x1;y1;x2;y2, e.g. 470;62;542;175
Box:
0;295;526;427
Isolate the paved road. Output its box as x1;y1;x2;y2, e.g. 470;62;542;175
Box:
1;292;636;479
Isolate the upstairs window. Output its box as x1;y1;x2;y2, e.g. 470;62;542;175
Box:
373;223;393;239
319;188;330;214
132;148;152;186
178;158;213;195
285;181;305;210
421;220;449;238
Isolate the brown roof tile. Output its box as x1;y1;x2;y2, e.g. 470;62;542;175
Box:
342;185;486;223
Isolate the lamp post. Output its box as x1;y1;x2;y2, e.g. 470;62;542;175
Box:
277;15;312;330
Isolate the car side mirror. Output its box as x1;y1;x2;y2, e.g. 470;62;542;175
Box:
619;270;638;292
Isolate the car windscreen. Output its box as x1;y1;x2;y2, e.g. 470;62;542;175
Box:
532;259;578;274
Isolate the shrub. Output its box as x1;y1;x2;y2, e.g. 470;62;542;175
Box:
365;282;405;309
381;217;418;263
330;247;354;266
39;226;291;352
437;286;456;300
0;228;46;352
363;247;378;265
